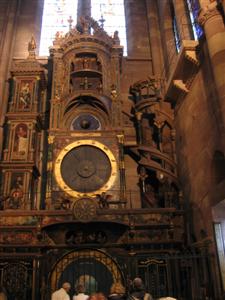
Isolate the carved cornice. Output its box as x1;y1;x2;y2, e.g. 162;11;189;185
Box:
198;2;221;26
165;40;199;108
11;60;45;74
185;49;199;66
10;59;47;86
173;80;189;93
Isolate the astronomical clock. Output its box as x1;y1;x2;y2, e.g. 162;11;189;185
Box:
46;16;125;216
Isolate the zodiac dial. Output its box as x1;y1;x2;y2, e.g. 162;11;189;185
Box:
54;140;117;198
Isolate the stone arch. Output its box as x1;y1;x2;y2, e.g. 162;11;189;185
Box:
49;249;124;297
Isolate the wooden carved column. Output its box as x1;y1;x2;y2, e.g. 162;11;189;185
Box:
0;38;47;210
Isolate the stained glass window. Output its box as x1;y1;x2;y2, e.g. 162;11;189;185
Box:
171;3;181;52
39;0;78;56
40;0;127;56
173;17;181;52
91;0;127;55
186;0;203;40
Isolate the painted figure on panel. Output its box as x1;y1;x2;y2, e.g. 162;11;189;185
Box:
19;81;31;109
7;174;24;209
13;124;28;156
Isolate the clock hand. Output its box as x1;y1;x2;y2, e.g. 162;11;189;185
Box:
72;153;79;161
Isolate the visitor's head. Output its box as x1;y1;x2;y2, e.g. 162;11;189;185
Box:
88;293;106;300
132;277;144;291
110;282;125;295
76;283;85;294
62;282;71;292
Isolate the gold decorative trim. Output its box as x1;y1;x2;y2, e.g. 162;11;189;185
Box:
54;139;118;198
48;135;55;144
117;134;124;144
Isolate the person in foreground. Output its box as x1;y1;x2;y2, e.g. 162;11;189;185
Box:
73;283;89;300
130;278;153;300
157;297;177;300
108;282;126;300
0;286;7;300
88;293;107;300
51;282;71;300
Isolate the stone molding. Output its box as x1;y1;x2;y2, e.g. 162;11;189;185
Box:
198;2;221;26
165;40;199;108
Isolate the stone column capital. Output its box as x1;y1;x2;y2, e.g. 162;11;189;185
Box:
198;2;221;26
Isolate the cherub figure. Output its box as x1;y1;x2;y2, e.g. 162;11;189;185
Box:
96;192;112;208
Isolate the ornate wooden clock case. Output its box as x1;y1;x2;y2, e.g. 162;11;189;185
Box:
47;16;125;214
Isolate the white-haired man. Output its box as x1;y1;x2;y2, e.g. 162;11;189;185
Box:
52;282;71;300
130;277;153;300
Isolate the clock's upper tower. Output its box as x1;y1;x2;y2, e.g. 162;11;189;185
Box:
47;14;125;211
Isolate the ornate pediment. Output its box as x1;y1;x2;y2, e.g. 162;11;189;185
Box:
10;37;47;85
50;16;122;53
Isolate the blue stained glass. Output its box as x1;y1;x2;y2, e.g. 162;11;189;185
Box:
173;17;181;52
186;0;203;39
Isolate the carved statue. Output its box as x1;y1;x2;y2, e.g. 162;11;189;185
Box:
96;192;112;208
129;85;141;103
111;84;117;100
138;166;148;193
113;30;120;45
77;16;90;34
130;77;162;103
143;184;158;207
28;36;36;52
83;57;89;69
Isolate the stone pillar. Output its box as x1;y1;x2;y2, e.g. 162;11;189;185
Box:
145;0;163;76
199;1;225;134
173;0;192;40
77;0;91;18
124;0;151;59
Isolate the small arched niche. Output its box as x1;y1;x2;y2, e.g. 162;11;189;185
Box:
213;150;225;184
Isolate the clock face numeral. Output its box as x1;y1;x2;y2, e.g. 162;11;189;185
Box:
54;140;117;198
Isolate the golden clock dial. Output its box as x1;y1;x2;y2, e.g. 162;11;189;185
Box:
73;198;97;222
61;145;111;192
54;140;117;197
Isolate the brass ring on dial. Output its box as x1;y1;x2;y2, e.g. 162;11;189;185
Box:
54;139;118;197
